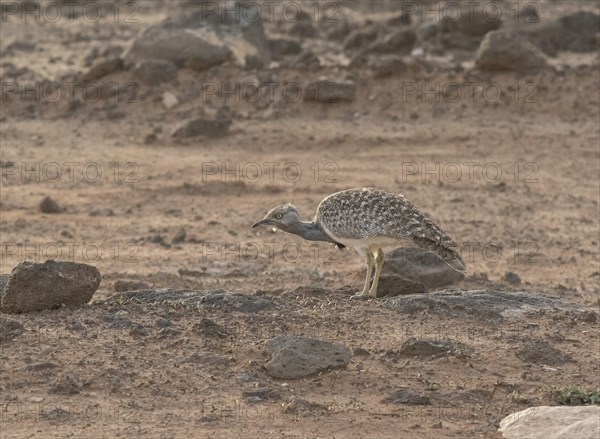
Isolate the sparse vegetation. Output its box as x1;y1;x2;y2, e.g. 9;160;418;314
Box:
548;385;600;406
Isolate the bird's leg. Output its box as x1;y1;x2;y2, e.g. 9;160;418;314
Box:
351;249;374;300
369;249;385;298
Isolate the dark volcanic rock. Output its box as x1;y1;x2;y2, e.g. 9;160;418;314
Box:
107;289;275;313
398;337;463;358
376;275;427;297
0;315;24;342
303;80;356;103
1;260;101;314
264;335;351;379
172;117;232;139
384;289;599;323
381;388;431;405
39;196;62;214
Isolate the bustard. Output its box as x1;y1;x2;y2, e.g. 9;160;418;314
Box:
252;188;466;299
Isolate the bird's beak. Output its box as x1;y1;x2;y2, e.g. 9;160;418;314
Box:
252;219;272;228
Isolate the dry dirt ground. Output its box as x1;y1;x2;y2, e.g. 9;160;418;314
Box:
1;1;599;438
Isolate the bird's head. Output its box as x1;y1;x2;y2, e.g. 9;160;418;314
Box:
252;203;301;232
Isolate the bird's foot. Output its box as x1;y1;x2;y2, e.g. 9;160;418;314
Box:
350;292;369;300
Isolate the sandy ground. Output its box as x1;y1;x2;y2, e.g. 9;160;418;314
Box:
1;1;599;438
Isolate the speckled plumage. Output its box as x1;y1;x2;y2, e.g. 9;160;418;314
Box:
315;188;465;273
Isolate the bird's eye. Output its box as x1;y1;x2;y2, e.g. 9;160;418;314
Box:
276;213;283;219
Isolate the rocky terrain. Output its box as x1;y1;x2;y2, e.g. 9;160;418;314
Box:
1;1;599;438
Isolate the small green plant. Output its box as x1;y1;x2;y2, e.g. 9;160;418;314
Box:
549;385;600;406
115;295;125;306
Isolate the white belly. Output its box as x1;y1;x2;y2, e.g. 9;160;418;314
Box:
320;223;402;256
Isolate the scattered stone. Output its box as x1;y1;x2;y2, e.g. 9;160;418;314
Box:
384;289;599;323
303;80;356;103
382;247;464;289
343;26;379;51
162;91;179;109
50;373;84;395
450;4;501;36
0;315;24;342
369;55;406;78
398;337;464;358
1;260;101;314
113;280;150;292
123;7;269;68
503;272;522;286
475;30;548;71
23;362;59;372
499;406;600;439
88;208;114;217
516;340;568;366
242;387;279;401
264;335;351;379
144;133;157;145
39;196;62;214
368;29;417;53
283;399;330;417
107;289;275;313
290;21;316;39
268;38;302;58
178;268;205;278
381;388;432;405
132;58;177;85
560;11;600;35
172;228;186;244
43;407;70;423
238;374;257;382
82;57;123;81
193;318;227;338
172;117;232;139
155;318;172;328
353;347;370;356
375;275;427;297
291;51;320;70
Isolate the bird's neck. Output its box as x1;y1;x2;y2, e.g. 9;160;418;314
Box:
286;220;338;244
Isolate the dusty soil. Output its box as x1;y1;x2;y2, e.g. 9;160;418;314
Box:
1;1;599;438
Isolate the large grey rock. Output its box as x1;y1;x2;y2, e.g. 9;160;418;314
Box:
499;406;600;439
1;260;101;314
264;335;351;379
123;3;270;70
108;289;275;313
475;30;548;71
384;289;599;323
382;247;464;289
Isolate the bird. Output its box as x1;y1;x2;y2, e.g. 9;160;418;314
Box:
252;187;466;299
